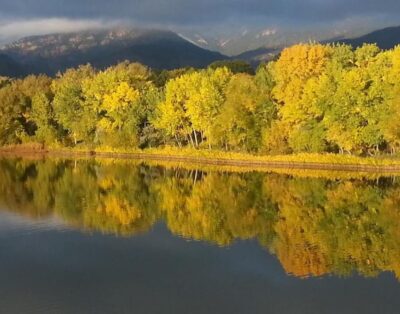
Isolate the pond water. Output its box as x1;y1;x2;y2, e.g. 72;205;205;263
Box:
0;157;399;314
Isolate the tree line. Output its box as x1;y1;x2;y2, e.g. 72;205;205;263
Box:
1;43;400;155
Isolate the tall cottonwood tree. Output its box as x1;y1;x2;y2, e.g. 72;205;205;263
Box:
52;65;96;145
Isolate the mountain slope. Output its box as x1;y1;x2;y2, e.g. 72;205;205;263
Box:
0;53;24;77
1;28;228;75
339;26;400;49
235;47;281;66
235;25;400;66
180;27;356;56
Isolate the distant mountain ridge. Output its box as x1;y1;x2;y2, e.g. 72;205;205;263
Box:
2;25;400;77
179;27;355;56
233;25;400;65
0;28;228;76
234;47;281;66
338;26;400;49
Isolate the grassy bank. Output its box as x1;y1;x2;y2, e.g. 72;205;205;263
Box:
1;143;400;172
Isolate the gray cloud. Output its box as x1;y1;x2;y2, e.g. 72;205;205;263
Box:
0;0;399;45
1;0;400;25
0;18;112;44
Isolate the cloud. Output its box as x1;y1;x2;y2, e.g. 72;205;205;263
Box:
1;0;400;24
0;0;399;44
0;18;123;45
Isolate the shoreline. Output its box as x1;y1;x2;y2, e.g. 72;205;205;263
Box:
1;147;400;173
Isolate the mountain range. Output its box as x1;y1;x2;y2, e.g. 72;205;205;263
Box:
339;26;400;50
179;27;351;56
0;28;227;76
1;25;400;77
228;25;400;65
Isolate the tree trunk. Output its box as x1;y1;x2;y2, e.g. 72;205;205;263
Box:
193;129;199;148
174;134;182;148
188;134;195;148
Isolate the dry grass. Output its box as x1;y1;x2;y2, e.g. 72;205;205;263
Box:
2;144;400;170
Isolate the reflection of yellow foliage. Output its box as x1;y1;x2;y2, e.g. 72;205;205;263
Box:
276;242;329;278
98;177;115;190
380;190;400;279
158;175;233;246
323;182;393;277
271;177;329;277
98;196;142;226
1;157;400;281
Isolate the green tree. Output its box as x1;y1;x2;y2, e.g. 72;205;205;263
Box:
82;62;152;147
212;73;274;151
0;83;24;145
31;92;58;145
208;60;254;75
52;65;96;146
325;44;387;154
154;68;232;148
380;46;400;153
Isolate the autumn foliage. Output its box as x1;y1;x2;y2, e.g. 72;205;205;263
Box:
1;158;400;279
2;43;400;156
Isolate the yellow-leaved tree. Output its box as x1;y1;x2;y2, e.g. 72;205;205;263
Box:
270;44;332;153
98;82;142;147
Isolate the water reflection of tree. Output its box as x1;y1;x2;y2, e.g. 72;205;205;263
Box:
0;157;399;280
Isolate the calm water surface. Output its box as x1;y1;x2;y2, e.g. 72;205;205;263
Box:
0;157;399;314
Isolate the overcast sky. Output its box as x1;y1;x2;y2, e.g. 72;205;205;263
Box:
0;0;399;43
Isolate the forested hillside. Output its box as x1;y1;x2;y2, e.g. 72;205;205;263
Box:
1;29;227;75
236;25;400;66
1;43;400;156
0;54;24;77
340;26;400;50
